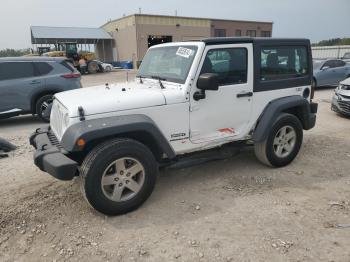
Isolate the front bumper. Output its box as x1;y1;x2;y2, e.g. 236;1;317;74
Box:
331;94;350;116
29;127;78;181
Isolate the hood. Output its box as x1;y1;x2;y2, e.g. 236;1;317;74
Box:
335;77;350;96
340;77;350;86
55;81;186;118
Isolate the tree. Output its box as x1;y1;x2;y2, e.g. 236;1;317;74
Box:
0;48;31;57
312;38;350;46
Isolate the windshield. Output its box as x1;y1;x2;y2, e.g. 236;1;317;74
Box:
137;45;198;84
313;60;324;70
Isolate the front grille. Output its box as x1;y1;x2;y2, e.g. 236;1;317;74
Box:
339;94;350;99
50;100;68;141
338;100;350;113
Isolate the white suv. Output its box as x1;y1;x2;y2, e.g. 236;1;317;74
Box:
30;38;318;215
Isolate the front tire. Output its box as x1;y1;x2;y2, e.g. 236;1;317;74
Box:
80;138;158;216
35;94;53;122
254;113;303;167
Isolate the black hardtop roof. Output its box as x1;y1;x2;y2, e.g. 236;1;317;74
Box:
0;57;66;62
201;37;310;46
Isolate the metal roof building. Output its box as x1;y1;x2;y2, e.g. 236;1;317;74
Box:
31;26;112;44
30;14;273;66
30;26;113;61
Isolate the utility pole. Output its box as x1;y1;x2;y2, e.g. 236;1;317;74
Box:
139;8;142;14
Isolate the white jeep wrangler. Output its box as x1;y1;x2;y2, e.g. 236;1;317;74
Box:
30;38;318;215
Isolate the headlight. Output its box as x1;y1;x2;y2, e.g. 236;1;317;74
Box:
340;84;350;90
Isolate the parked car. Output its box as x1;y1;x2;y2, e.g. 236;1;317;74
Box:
97;61;114;72
0;57;82;122
331;77;350;116
313;59;350;88
30;38;317;215
341;52;350;62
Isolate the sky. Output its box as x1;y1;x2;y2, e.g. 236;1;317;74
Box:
0;0;349;49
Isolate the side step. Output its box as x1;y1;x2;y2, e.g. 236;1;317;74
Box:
163;143;246;170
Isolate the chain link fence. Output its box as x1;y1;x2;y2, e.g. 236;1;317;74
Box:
312;45;350;59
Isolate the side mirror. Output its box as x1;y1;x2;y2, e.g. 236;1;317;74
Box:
197;73;219;91
193;73;220;101
322;66;330;71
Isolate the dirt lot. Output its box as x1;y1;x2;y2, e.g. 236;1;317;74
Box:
1;72;350;262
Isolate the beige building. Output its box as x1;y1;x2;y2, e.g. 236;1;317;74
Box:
101;14;273;67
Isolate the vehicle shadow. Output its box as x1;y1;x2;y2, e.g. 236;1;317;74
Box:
0;115;44;131
101;134;350;229
2;133;348;233
315;85;336;91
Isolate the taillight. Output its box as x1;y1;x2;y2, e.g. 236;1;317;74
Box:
61;73;81;79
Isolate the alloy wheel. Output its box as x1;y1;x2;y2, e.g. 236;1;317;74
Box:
101;157;145;202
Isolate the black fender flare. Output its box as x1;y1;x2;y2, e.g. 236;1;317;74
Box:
60;114;176;159
253;96;317;143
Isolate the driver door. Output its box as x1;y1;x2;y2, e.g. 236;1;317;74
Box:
318;60;344;86
189;44;253;143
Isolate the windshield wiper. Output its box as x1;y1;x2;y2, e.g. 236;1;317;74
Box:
151;76;166;89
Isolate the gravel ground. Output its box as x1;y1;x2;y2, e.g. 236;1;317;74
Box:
0;74;350;262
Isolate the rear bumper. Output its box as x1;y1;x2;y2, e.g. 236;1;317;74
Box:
29;127;77;181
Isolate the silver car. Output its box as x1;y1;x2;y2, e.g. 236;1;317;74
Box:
332;77;350;116
0;57;82;122
313;59;350;88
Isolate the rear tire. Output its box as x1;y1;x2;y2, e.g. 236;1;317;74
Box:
80;138;158;216
312;77;317;89
35;94;53;122
254;113;303;167
87;61;99;74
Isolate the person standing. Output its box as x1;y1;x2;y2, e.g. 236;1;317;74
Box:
79;58;87;74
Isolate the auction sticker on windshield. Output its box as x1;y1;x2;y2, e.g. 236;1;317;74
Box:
176;47;194;58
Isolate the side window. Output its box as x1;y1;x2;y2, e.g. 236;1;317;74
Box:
200;48;247;85
334;60;346;68
322;60;333;69
260;46;309;81
261;31;271;37
247;30;256;37
35;62;53;76
0;62;35;81
60;60;75;72
0;63;7;81
214;29;226;37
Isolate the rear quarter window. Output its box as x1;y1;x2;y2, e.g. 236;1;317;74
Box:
260;46;309;81
60;60;75;72
34;62;53;76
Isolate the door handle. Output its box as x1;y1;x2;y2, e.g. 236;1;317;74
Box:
237;92;253;98
30;80;41;85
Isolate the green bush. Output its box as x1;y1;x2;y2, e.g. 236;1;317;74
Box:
0;48;31;57
312;38;350;46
